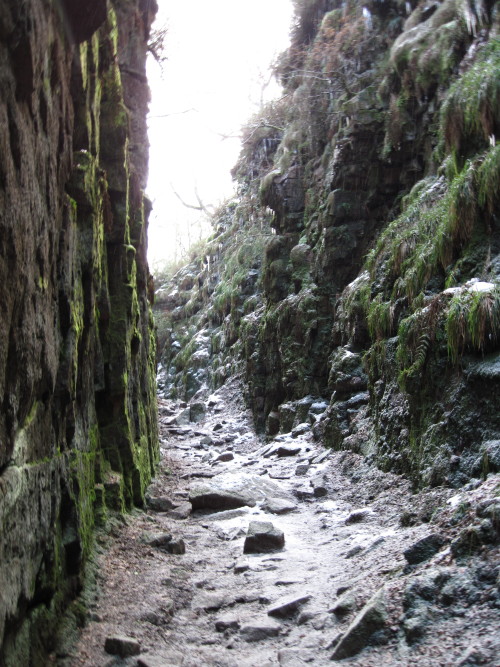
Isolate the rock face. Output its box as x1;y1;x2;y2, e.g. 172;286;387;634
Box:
0;0;158;661
156;1;500;490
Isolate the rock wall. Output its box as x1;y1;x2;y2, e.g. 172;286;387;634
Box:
0;0;158;662
157;0;500;490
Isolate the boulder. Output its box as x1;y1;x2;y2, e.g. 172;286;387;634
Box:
244;521;285;553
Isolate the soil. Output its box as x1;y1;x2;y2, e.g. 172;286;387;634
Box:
62;378;500;666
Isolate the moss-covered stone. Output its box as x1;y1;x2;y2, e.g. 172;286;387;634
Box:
0;0;158;660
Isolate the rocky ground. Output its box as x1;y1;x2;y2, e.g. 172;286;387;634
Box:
62;378;500;666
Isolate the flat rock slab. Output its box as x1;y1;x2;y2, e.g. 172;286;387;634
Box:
189;485;256;510
104;635;140;657
262;497;297;514
265;443;302;458
240;620;281;642
244;521;285;553
267;593;312;618
202;508;249;522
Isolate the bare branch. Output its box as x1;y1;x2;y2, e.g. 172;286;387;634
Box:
170;184;214;217
149;108;198;119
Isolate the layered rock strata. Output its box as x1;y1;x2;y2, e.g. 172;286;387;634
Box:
0;0;158;661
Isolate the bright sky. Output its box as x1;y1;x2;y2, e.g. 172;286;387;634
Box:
146;0;294;269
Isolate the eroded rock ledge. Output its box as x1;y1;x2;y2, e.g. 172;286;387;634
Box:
0;0;158;661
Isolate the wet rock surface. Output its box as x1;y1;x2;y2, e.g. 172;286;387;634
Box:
69;381;500;666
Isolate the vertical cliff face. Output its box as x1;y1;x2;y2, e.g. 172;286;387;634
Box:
0;0;158;661
157;0;500;490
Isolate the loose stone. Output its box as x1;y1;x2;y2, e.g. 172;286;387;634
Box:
330;588;387;660
146;495;176;512
168;501;192;520
217;451;235;462
244;521;285;553
267;593;312;618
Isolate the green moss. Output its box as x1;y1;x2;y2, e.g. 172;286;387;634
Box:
477;143;500;214
446;286;500;362
367;295;394;340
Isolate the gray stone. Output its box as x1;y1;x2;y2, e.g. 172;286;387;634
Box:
217;451;235;462
311;450;330;464
330;588;387;660
345;545;363;559
141;532;172;548
313;483;328;497
295;463;310;476
345;509;372;524
215;616;240;632
267;593;312;618
403;606;430;644
146;496;176;512
240;621;281;642
244;521;285;553
234;559;250;574
262;497;297;514
404;533;445;565
293;486;315;500
166;539;186;554
175;407;191;425
292;422;310;437
329;591;356;617
265;443;302;458
266;411;281;436
104;635;140;657
168;501;192;520
203;508;249;521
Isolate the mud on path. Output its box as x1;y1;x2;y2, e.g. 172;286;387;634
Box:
67;379;500;666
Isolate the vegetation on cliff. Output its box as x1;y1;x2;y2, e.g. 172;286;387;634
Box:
155;0;500;493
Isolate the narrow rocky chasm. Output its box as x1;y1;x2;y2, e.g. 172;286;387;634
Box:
67;378;499;666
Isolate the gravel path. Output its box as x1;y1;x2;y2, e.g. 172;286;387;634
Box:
65;380;500;666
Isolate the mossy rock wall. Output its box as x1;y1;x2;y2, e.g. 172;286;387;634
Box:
0;0;158;662
157;0;500;491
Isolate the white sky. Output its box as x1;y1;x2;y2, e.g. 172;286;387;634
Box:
146;0;294;269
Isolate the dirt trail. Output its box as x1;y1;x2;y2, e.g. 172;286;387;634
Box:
67;380;500;666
